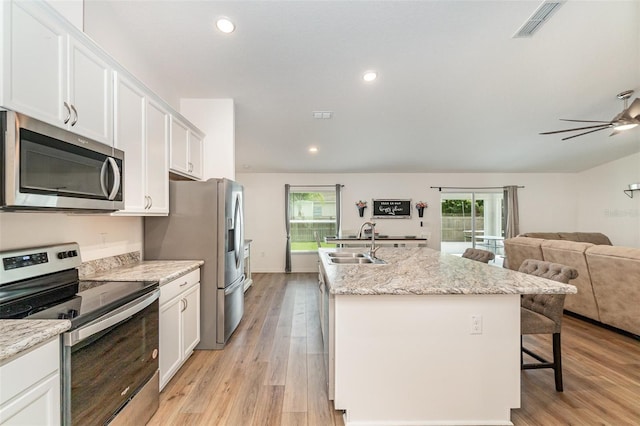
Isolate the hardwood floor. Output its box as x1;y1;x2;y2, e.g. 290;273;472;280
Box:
148;273;640;426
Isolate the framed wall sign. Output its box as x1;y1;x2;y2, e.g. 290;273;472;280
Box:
372;199;412;218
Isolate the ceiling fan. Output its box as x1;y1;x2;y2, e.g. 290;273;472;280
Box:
540;90;640;141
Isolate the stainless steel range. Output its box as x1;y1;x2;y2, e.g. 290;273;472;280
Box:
0;243;160;426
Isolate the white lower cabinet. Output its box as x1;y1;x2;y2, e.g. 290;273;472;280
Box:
159;269;201;391
0;338;60;425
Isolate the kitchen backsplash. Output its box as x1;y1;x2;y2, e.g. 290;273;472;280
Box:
78;251;140;278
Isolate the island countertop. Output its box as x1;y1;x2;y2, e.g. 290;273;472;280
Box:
319;247;577;296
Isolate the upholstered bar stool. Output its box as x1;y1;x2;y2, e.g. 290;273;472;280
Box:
461;247;495;263
518;259;578;392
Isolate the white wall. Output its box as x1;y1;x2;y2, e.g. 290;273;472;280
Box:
576;152;640;246
0;213;142;262
236;172;579;273
46;0;83;29
180;98;236;180
83;5;180;108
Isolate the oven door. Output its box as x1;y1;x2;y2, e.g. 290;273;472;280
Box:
1;111;124;211
61;289;159;426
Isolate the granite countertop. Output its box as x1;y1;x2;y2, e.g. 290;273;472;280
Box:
319;247;577;296
0;320;71;363
1;255;204;362
81;260;204;286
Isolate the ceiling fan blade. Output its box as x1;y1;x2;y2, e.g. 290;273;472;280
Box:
622;98;640;119
561;127;609;141
559;119;611;123
540;124;612;135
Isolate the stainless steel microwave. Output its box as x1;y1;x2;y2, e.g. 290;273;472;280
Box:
1;111;124;212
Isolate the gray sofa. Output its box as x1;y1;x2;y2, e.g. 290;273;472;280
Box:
504;233;640;336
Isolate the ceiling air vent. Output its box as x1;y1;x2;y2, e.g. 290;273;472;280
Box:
513;1;564;38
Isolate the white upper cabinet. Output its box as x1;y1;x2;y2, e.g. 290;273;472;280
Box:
1;0;113;145
188;130;203;179
170;116;203;180
145;98;170;214
113;72;168;216
66;37;113;144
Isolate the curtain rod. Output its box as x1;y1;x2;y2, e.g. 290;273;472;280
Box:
430;186;524;191
287;184;344;188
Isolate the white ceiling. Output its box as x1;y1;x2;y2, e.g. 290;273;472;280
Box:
84;0;640;173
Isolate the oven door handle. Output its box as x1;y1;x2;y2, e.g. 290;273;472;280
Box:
64;288;160;347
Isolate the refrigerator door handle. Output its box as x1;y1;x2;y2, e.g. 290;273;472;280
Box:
224;275;245;295
233;194;243;269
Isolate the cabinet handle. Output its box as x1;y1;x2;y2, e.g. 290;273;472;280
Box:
70;104;78;126
181;298;187;312
179;281;189;287
188;162;193;172
148;196;153;209
63;102;71;124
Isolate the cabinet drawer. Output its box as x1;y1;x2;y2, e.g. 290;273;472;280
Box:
160;269;200;305
0;338;59;403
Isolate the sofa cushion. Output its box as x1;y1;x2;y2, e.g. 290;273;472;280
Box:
558;232;612;245
586;245;640;336
520;232;612;245
503;237;544;271
541;240;599;321
520;232;562;240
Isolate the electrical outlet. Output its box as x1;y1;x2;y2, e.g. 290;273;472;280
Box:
470;315;482;334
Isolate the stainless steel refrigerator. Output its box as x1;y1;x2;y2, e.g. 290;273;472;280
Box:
144;178;244;349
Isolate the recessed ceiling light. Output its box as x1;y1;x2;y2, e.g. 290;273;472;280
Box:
309;146;319;154
363;71;377;82
216;17;235;34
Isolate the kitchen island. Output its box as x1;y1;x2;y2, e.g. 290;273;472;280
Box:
318;247;576;426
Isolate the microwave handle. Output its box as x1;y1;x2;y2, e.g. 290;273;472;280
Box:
107;157;121;200
99;157;121;201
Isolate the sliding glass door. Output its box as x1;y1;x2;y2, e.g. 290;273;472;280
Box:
440;192;504;258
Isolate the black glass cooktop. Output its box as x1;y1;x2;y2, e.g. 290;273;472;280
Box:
24;280;158;328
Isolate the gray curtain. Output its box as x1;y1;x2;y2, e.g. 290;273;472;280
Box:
504;185;520;239
285;184;291;273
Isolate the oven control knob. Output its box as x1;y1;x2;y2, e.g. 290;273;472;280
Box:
68;309;78;318
57;252;68;259
58;312;69;319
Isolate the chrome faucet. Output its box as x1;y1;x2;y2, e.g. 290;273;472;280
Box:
357;221;379;259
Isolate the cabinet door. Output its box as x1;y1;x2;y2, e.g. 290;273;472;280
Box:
67;37;113;144
159;297;182;391
145;98;169;214
2;0;67;126
114;72;146;213
188;131;203;180
181;283;201;357
170;116;189;174
0;374;60;426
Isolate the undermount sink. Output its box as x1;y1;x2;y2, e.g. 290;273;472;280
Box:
328;253;386;265
330;257;374;264
328;252;367;258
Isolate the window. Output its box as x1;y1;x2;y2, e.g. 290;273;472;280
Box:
440;192;504;257
288;188;338;251
285;184;342;272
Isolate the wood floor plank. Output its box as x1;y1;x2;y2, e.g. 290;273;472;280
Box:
282;336;308;412
148;272;638;426
251;385;285;426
